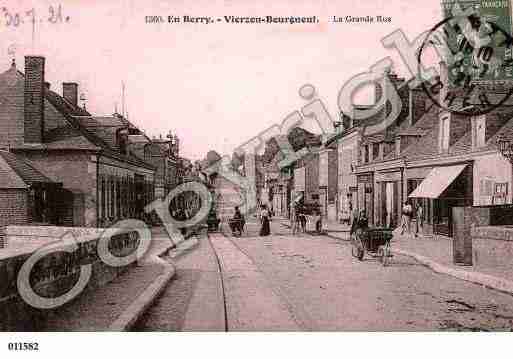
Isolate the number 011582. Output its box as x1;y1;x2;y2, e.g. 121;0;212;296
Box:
8;342;39;351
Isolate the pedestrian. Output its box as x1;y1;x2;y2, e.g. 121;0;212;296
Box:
400;201;413;235
291;204;298;235
299;206;307;233
259;204;271;236
231;206;244;235
314;208;323;233
350;205;359;229
415;202;424;238
350;209;369;236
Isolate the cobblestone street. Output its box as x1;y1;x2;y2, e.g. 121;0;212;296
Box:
135;219;513;331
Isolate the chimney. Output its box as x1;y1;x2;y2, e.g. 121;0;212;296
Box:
24;56;45;144
439;61;449;107
375;80;383;105
63;82;78;106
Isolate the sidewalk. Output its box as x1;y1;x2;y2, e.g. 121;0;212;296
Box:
391;231;513;295
43;227;177;331
325;224;513;296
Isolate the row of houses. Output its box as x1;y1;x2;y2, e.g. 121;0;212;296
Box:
252;65;513;237
0;55;193;238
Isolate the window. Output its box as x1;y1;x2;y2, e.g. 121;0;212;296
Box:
493;182;508;205
110;177;115;218
373;143;380;161
362;145;369;163
100;176;105;223
472;115;486;149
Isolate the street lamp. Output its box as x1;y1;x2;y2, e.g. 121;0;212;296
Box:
497;134;513;162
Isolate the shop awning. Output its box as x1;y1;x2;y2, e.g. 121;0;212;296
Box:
408;164;467;199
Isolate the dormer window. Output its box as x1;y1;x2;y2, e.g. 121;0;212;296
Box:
471;115;486;149
118;135;127;155
439;114;450;153
395;136;401;157
116;130;128;155
373;143;380;161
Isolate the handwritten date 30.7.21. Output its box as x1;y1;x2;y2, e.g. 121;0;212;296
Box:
1;5;70;28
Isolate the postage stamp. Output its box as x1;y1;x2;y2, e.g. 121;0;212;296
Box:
419;0;513;114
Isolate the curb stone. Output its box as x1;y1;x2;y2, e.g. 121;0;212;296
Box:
169;235;201;259
392;248;513;296
108;229;205;331
109;242;176;331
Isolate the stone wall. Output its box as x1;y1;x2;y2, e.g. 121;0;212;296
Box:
472;226;513;277
0;225;140;331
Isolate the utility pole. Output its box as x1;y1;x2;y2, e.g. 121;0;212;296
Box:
122;81;126;118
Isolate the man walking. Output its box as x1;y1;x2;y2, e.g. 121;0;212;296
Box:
415;202;424;238
400;201;413;235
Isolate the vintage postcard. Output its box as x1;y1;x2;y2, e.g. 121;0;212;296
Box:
0;0;512;356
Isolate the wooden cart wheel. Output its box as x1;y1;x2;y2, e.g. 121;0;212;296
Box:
351;236;365;261
357;246;364;261
351;244;358;258
378;246;385;264
378;245;390;267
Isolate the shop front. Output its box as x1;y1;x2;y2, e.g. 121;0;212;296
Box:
375;170;402;229
408;163;473;237
357;173;374;225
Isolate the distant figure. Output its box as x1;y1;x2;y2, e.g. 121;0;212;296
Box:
415;203;424;237
234;206;242;220
259;204;271;236
314;208;323;233
291;204;298;235
298;205;307;233
340;200;352;225
231;206;245;235
401;201;413;235
235;206;245;230
350;205;359;229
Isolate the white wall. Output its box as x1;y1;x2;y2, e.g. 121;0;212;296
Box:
473;153;512;206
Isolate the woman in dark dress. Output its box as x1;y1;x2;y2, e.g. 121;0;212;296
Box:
259;205;271;236
350;209;369;236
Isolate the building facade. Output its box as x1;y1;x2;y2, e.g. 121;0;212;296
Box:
0;56;156;229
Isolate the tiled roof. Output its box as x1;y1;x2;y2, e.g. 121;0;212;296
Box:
397;102;513;160
41;126;100;150
260;127;319;165
0;66;154;170
450;106;513;154
484;113;513;151
46;91;154;169
45;89;90;116
448;131;471;154
385;103;439;161
0;151;55;189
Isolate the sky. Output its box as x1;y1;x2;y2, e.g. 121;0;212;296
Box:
0;0;443;160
